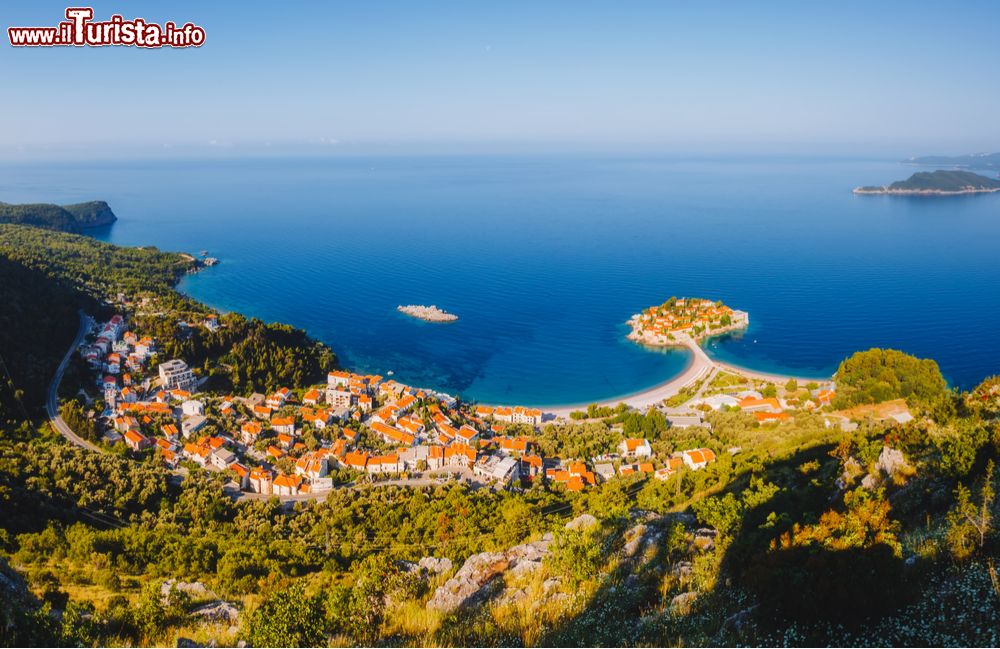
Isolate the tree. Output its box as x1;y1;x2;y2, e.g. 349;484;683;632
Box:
244;582;326;648
785;378;798;392
946;460;995;561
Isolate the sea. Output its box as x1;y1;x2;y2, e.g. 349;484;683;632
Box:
2;154;999;406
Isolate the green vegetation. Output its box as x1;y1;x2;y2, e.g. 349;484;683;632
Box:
857;170;1000;193
0;200;116;232
833;347;949;411
2;221;1000;646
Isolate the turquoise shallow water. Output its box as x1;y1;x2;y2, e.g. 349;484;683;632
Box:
2;154;999;404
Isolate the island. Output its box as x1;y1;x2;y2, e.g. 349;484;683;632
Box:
853;170;1000;195
397;304;458;322
627;296;748;346
0;199;117;231
905;152;1000;171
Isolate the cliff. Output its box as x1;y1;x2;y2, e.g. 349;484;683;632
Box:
0;199;118;232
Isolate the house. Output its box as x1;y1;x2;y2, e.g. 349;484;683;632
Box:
654;457;684;480
455;425;479;446
367;453;403;474
475;405;495;418
594;462;615;482
183;442;211;466
497;436;532;455
493;406;513;423
181;400;205;417
342;450;369;471
398;445;430;471
211;448;237;469
326;387;353;409
240;421;263;445
158;447;179;468
512;406;543;427
619;438;652;458
737;397;782;413
371;421;415;447
160;423;180;439
295;453;328;479
754;411;790;424
445;443;477;467
181;415;207;438
252;404;273;420
271;416;296;436
665;413;706;428
230;462;250;489
327;370;350;388
124;429;151;452
473;455;520;485
520;453;544;478
427;445;445;471
681;448;717;470
273;473;304;496
158;359;196;391
303;388;321;405
119;387;137;403
249;467;273;494
397;416;424;436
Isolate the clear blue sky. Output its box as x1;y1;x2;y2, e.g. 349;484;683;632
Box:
2;0;999;158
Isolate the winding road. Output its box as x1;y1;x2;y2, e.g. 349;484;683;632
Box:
46;311;101;453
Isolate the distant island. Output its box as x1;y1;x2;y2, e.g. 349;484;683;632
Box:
853;170;1000;196
905;152;1000;171
0;200;117;232
397;304;458;322
627;296;748;346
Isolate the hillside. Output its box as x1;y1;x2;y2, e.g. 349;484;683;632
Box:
854;170;1000;195
0;199;117;232
0;226;998;647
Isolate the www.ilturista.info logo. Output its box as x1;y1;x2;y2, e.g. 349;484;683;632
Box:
8;7;205;48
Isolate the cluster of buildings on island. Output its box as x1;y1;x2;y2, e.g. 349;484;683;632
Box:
627;297;749;346
75;313;723;498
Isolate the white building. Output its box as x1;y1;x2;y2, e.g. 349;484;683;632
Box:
181;400;205;417
158;359;196;392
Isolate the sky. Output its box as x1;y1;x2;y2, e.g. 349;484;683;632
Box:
1;0;999;158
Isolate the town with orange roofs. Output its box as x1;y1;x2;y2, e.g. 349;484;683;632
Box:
69;308;819;501
627;296;749;346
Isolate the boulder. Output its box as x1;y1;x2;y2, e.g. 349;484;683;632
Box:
670;591;699;615
876;446;913;477
161;579;214;604
426;537;552;613
565;513;598;531
417;556;453;575
191;601;239;624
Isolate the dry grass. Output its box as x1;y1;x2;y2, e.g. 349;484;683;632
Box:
833;398;910;421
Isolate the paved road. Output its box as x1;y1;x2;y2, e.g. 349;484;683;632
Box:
46;311;101;453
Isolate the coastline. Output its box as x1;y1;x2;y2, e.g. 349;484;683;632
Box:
852;187;1000;196
180;270;831;419
536;338;832;420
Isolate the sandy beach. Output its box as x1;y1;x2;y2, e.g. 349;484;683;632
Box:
539;338;831;420
541;338;713;419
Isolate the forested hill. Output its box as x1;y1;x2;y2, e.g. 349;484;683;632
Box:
0;224;337;414
855;170;1000;194
0;199;117;232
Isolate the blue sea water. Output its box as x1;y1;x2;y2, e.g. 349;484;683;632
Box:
2;154;999;405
